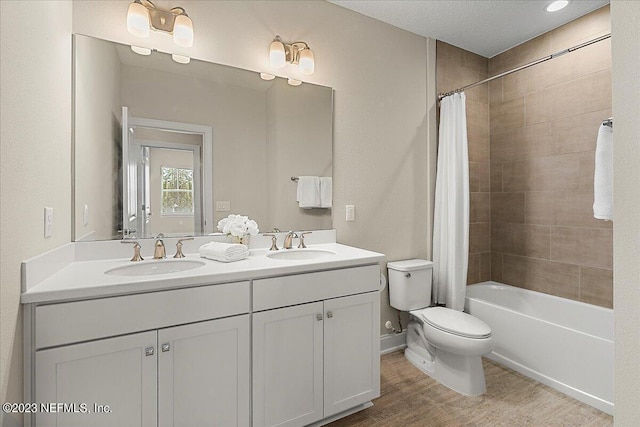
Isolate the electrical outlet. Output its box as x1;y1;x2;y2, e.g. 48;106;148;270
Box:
346;205;355;222
216;201;231;212
44;207;53;238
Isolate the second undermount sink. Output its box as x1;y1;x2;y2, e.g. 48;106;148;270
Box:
105;259;206;276
266;248;336;260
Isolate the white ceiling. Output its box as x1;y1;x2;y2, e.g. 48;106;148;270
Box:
329;0;609;58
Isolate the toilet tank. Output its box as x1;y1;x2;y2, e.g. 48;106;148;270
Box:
387;259;433;311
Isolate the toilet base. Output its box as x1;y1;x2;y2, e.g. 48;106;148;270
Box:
405;345;487;396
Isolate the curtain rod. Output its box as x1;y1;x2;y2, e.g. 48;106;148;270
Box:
437;33;611;101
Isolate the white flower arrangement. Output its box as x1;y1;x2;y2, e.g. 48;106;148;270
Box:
217;214;259;239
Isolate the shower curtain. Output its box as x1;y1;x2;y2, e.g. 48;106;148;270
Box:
433;92;469;311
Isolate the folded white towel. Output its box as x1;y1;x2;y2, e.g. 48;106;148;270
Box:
199;242;249;263
593;123;613;221
297;176;321;209
319;177;332;208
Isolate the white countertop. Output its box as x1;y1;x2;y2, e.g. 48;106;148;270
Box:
21;243;385;304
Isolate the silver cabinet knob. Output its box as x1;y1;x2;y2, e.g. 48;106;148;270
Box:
316;313;323;321
327;311;333;318
161;343;171;352
145;347;154;357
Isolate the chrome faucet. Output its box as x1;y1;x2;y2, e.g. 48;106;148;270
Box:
283;231;299;249
153;233;166;259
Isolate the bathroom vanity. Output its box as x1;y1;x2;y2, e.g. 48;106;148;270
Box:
21;233;383;427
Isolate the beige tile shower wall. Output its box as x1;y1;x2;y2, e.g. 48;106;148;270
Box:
489;6;612;308
436;42;491;285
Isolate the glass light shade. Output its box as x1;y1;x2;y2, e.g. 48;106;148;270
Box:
172;54;191;64
546;0;569;12
131;45;152;55
173;14;194;48
287;78;302;87
260;73;276;81
270;40;286;69
298;48;315;75
127;2;150;38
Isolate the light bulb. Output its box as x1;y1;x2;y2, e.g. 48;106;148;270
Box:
172;54;191;64
298;48;315;75
127;1;150;38
270;38;286;69
260;73;276;81
287;78;302;87
131;45;152;55
173;14;194;47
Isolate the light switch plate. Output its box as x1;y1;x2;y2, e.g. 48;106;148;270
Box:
44;207;53;237
83;204;89;226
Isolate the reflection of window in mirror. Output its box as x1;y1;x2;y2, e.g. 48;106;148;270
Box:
161;167;194;215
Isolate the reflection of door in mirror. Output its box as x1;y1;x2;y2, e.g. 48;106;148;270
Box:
122;112;213;239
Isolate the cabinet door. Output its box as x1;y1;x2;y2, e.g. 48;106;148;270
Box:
35;331;157;427
324;292;380;416
158;315;250;427
253;302;324;427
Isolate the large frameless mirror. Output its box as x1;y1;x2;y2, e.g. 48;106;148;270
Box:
73;34;333;241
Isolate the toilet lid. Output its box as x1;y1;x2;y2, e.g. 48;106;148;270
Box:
415;307;492;339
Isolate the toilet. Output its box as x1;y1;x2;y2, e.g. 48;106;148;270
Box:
387;259;493;396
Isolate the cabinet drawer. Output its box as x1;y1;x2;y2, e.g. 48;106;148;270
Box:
253;265;379;311
35;281;250;349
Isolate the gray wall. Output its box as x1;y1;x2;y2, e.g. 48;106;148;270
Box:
611;0;640;424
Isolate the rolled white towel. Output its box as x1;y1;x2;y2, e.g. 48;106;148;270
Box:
199;242;249;263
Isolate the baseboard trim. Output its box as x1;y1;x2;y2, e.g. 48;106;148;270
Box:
311;402;373;427
380;331;406;355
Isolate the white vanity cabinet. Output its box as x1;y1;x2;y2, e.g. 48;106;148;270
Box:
252;266;381;427
23;243;384;427
157;315;250;427
35;331;158;427
27;282;251;427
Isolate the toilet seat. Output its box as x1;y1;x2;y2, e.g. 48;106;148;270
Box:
411;307;492;339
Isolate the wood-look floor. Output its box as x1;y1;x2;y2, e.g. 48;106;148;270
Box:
328;350;613;427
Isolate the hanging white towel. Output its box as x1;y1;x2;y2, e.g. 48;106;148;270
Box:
319;177;332;208
593;122;613;221
297;176;321;208
198;242;249;262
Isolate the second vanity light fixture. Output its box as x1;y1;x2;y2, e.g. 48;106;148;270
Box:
127;0;194;63
266;35;315;85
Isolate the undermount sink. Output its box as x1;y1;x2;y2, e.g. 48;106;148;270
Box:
105;259;206;276
266;249;336;260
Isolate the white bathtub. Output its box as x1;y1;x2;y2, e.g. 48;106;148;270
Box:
465;282;614;415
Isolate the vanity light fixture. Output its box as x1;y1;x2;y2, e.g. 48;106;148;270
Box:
287;78;302;87
131;45;152;55
260;73;276;81
269;35;315;75
545;0;569;12
171;54;191;64
126;0;194;47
